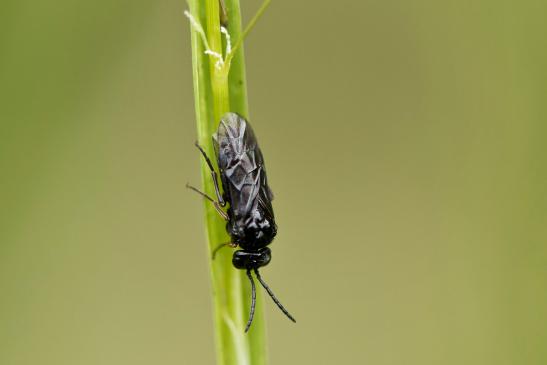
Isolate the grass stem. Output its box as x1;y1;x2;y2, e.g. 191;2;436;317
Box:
186;1;269;364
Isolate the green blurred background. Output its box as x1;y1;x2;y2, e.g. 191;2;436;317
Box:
1;0;546;364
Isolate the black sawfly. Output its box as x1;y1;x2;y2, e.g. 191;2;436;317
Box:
187;112;295;332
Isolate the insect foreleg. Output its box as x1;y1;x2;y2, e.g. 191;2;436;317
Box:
211;242;238;260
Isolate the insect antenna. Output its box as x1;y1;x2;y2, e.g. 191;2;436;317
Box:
254;268;296;323
245;269;257;333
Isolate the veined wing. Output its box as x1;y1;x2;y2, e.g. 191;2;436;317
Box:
213;112;274;219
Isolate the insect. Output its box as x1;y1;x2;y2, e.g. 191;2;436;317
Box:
187;112;296;332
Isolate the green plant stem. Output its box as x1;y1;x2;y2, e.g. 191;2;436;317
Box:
187;1;267;364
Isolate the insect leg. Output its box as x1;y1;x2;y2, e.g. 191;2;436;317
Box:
211;242;238;260
254;268;296;323
186;183;228;221
194;142;226;206
245;269;257;333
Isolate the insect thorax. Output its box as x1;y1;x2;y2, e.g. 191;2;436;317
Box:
227;208;277;250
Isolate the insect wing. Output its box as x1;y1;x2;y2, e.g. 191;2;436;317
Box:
213;113;274;220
